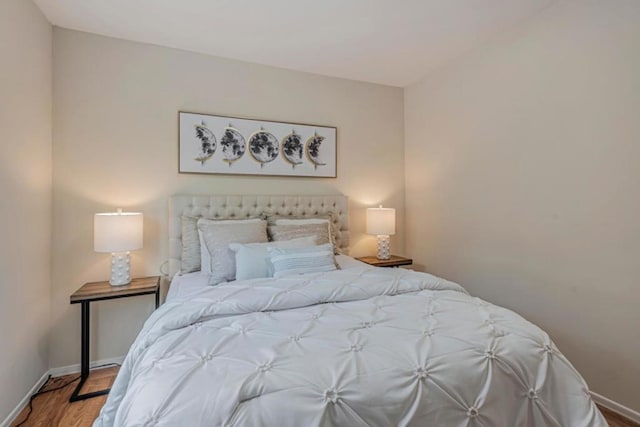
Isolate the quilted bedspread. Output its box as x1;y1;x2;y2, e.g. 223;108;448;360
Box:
94;268;606;427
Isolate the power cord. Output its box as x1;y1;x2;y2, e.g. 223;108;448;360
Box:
14;363;121;427
14;374;80;427
159;260;170;278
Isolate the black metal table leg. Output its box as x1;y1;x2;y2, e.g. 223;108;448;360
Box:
155;288;160;309
69;301;110;402
81;301;89;378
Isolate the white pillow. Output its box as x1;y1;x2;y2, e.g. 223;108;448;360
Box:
198;218;264;274
229;236;317;281
268;243;337;278
197;218;268;285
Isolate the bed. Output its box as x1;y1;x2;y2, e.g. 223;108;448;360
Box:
94;195;606;426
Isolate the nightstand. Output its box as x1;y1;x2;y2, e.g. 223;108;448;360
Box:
356;255;413;268
69;276;160;402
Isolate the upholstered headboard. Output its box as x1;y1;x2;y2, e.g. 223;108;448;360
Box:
168;194;349;278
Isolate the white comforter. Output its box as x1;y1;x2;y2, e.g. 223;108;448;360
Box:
94;268;606;427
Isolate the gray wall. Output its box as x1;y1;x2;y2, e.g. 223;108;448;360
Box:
50;28;405;368
0;0;52;422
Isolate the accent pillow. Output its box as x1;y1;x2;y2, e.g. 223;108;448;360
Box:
267;214;332;224
181;215;263;273
180;215;202;273
229;236;317;281
268;243;337;278
268;213;339;248
268;223;332;248
198;219;268;285
273;218;329;225
198;218;265;274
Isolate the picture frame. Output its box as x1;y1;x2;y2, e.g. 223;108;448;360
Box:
178;111;337;178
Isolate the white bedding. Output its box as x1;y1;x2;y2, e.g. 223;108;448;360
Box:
96;267;605;426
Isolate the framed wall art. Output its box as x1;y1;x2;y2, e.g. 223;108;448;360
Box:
179;112;337;178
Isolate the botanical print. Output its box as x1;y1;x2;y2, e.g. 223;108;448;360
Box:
179;112;336;177
220;125;246;165
248;130;279;166
194;121;216;165
281;131;304;167
306;133;327;169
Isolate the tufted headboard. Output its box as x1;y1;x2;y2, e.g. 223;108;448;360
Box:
168;194;349;278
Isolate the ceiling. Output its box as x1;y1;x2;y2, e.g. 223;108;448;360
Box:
34;0;557;87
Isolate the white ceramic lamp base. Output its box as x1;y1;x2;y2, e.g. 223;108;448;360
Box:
110;251;132;286
376;235;391;260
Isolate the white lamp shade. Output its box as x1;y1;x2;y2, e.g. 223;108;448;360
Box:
94;211;143;253
366;207;396;236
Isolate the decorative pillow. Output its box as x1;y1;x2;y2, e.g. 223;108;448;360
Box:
267;213;339;248
268;243;337;278
180;215;202;273
180;215;263;273
267;214;332;225
272;218;329;225
268;223;332;248
197;219;268;285
229;236;317;281
198;218;264;274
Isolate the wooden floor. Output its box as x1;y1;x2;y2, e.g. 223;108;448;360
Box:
603;406;640;427
11;367;638;426
11;367;117;427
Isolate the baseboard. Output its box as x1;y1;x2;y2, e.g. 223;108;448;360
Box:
592;391;640;424
49;355;125;378
1;356;125;427
0;370;50;427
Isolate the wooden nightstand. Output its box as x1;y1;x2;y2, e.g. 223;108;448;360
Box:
69;276;160;402
356;255;413;268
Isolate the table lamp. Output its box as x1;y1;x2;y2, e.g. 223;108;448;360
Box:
94;209;143;286
366;205;396;260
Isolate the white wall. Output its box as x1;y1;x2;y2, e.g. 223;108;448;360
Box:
51;29;405;368
0;0;52;421
405;0;640;412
